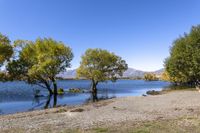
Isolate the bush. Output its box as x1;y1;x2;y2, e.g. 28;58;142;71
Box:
68;88;84;93
57;88;65;95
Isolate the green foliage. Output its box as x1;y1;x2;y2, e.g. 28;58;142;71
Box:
7;38;73;94
77;48;127;96
165;25;200;86
144;73;158;81
0;72;7;81
76;48;127;99
0;33;13;67
92;127;109;133
77;48;128;84
160;71;170;81
68;88;84;93
57;88;65;95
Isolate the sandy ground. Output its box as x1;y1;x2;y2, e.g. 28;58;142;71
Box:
1;90;200;133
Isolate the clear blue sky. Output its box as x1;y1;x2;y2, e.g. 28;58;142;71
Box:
0;0;200;71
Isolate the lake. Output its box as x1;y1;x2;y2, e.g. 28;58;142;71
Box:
0;80;170;115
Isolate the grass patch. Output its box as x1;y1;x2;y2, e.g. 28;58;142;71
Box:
132;130;150;133
85;116;200;133
130;117;200;133
92;127;109;133
54;108;68;113
1;128;25;133
62;129;81;133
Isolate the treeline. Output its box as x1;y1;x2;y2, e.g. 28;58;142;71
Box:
144;73;159;81
1;24;200;97
0;34;128;98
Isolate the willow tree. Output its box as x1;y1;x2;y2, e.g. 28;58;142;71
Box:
77;48;128;99
165;25;200;86
0;33;13;81
7;38;73;95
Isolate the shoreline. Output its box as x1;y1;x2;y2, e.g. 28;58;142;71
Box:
0;87;168;116
0;80;171;116
1;90;200;132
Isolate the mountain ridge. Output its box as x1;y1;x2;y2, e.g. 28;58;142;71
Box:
57;68;164;79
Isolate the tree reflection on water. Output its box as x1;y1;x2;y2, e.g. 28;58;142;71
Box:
30;88;116;111
86;88;116;103
30;94;58;110
0;109;3;115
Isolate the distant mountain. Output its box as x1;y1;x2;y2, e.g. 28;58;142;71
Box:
153;68;165;75
123;68;145;78
57;68;165;79
57;69;77;79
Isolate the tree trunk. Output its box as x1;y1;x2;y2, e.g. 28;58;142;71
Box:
52;78;57;95
92;92;98;102
44;81;53;95
53;93;57;107
44;95;51;109
91;80;98;101
91;80;98;93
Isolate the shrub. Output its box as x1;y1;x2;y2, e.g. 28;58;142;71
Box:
57;88;65;95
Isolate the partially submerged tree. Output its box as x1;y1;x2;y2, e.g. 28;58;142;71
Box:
165;25;200;86
7;38;73;95
77;48;128;100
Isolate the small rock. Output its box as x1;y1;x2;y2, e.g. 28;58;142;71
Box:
70;108;84;112
146;90;161;95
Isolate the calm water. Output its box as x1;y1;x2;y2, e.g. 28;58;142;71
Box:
0;80;170;115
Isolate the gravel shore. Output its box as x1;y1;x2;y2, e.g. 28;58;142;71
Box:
1;90;200;133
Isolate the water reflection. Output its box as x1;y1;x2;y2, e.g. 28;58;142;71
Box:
29;89;114;110
0;109;3;115
85;88;117;102
28;95;58;110
44;95;52;109
85;93;116;103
